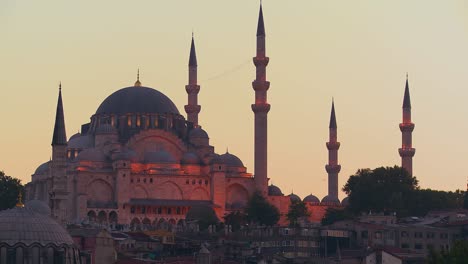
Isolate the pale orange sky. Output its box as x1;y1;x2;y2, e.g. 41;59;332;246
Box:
1;0;468;200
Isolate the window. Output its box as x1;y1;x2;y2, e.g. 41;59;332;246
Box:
414;244;423;250
177;207;181;214
374;231;382;239
157;208;162;214
143;178;146;183
167;208;172;214
401;243;410;249
401;231;408;237
361;231;368;239
150;178;153;183
427;232;435;239
186;180;189;184
130;207;135;214
141;207;146;214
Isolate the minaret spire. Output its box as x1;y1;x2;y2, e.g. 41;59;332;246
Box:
252;3;270;196
185;34;201;126
52;83;67;146
326;99;341;201
399;75;415;175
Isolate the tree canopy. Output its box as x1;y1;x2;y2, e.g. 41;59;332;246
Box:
0;171;24;211
286;200;310;227
343;166;464;217
245;191;279;226
321;208;354;226
428;240;468;264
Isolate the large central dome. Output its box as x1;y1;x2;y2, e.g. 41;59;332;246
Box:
96;86;180;115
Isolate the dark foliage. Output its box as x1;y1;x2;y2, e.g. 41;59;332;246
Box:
0;171;24;210
427;240;468;264
245;191;279;226
223;211;247;232
321;208;354;225
185;205;219;231
286;200;310;227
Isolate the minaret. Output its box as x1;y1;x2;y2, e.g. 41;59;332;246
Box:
399;75;415;175
325;100;341;200
185;34;201;126
50;83;69;222
252;4;270;195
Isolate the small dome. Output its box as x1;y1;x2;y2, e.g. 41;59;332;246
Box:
189;127;209;138
181;152;200;165
69;132;81;141
34;162;50;175
0;206;74;246
68;134;92;149
268;185;284;196
25;200;51;215
289;193;301;202
321;195;341;204
77;148;108;162
303;194;320;203
209;154;225;165
220;152;244;167
144;150;176;163
95;124;117;134
341;197;350;207
96;86;180;115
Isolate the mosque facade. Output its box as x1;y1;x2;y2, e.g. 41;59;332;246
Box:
24;5;414;227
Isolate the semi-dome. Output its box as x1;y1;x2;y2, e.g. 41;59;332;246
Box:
68;134;92;149
77;148;108;162
321;195;340;204
35;161;50;174
0;206;75;246
220;152;244;167
96;86;180;115
268;185;284;196
181;152;200;165
289;193;301;202
144;150;177;163
303;194;320;203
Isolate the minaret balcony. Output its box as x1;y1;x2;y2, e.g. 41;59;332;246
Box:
399;147;415;157
251;103;271;113
184;105;201;114
185;84;200;94
253;56;269;67
252;80;270;91
326;142;340;150
399;123;415;132
325;164;341;174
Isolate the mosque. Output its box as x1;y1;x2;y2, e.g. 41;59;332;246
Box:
24;5;415;227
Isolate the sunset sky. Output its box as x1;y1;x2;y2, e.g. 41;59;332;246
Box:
1;0;468;200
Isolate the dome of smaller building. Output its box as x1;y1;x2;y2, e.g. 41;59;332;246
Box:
289;193;301;202
268;185;284;196
0;206;75;247
220;152;244;167
68;134;92;149
303;194;320;203
34;161;50;175
181;152;200;165
321;195;341;204
95;124;117;134
77;148;108;162
189;127;209;138
25;200;51;216
341;197;350;207
144;150;176;163
209;154;225;165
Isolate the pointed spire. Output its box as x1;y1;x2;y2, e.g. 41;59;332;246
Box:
256;2;265;36
403;74;411;108
134;69;141;86
329;99;337;129
189;34;198;67
52;83;67;146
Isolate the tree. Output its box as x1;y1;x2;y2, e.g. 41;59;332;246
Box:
224;211;247;232
0;171;24;210
343;166;418;217
186;205;219;231
286;200;310;227
245;191;279;226
321;208;354;226
427;240;468;264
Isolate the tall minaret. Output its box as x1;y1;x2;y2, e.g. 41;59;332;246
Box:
325;100;341;200
185;34;201;126
252;4;270;195
399;75;415;175
50;83;69;222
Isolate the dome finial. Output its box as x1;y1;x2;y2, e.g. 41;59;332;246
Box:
16;192;24;208
134;68;141;86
